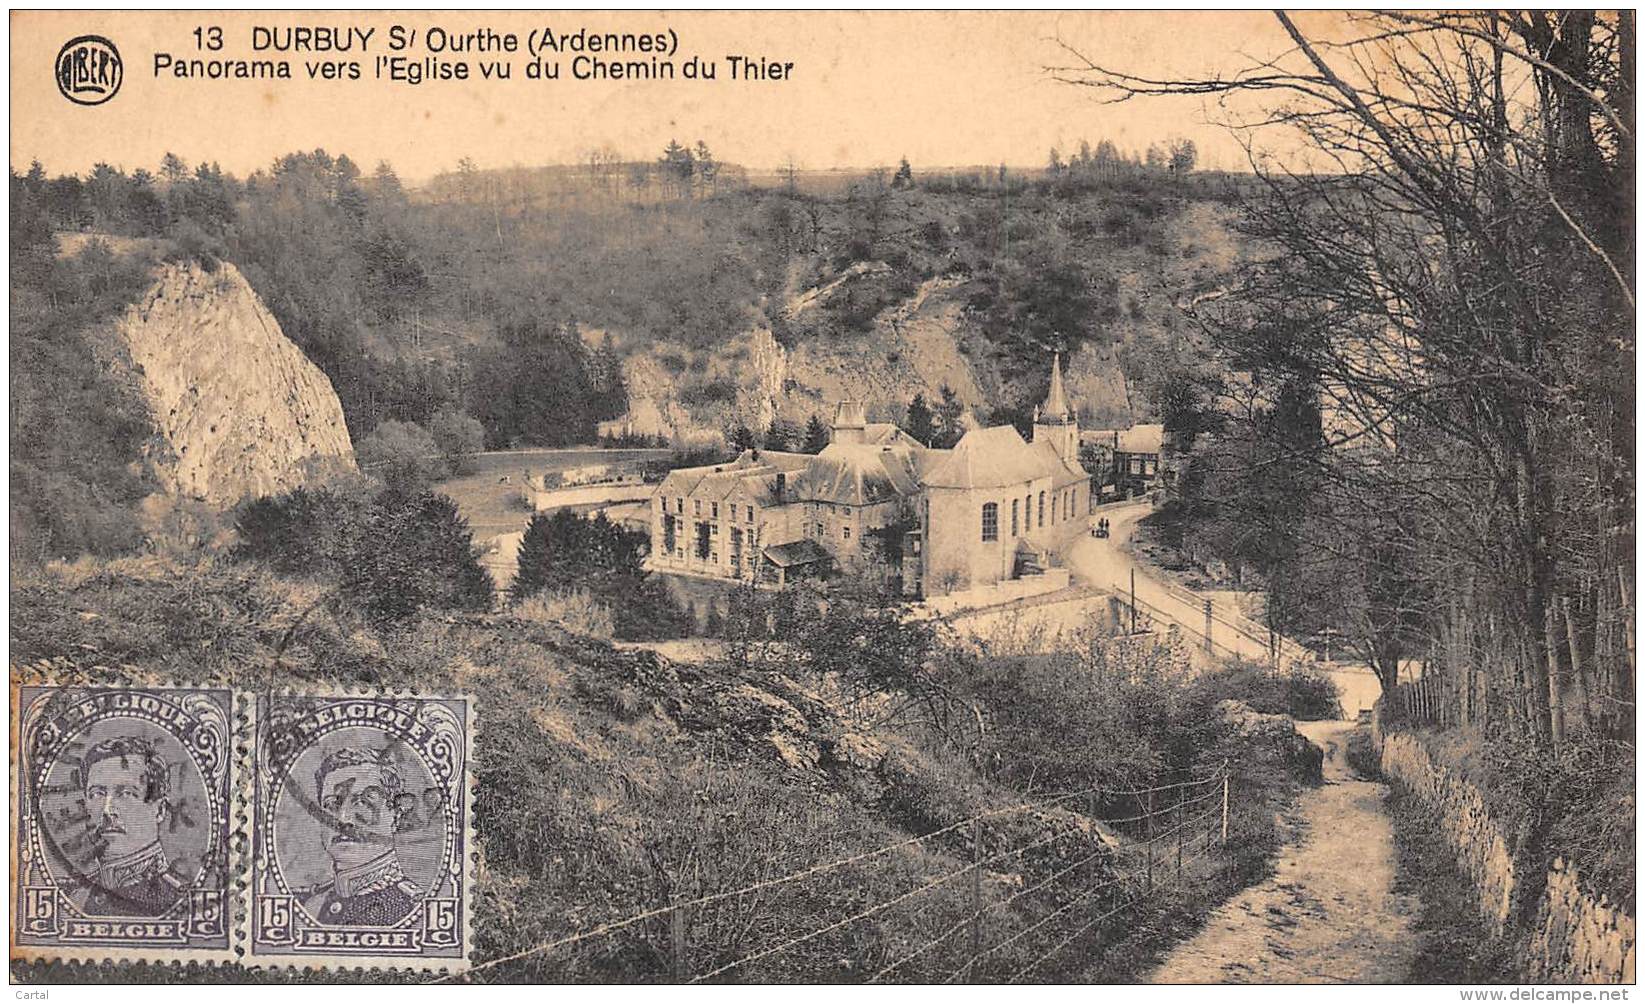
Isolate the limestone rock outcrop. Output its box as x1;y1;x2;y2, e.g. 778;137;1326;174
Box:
114;259;356;504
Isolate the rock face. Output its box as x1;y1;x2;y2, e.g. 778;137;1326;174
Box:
115;260;355;504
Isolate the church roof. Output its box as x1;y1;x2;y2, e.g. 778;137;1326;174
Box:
922;425;1079;489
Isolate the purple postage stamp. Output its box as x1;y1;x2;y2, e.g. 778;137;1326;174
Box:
11;685;235;962
251;694;473;970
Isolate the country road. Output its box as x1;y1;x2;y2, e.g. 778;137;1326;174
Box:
1059;501;1383;716
1147;719;1419;983
1060;500;1280;663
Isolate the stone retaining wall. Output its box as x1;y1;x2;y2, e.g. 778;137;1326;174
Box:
1375;718;1635;983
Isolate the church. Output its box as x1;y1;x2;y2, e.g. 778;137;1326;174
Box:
648;355;1090;597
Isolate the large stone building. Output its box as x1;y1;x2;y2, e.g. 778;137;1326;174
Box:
649;356;1090;596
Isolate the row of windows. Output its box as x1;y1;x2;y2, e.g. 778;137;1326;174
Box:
670;497;760;522
981;487;1080;542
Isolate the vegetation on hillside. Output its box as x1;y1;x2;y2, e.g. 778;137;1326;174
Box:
1062;11;1634;904
11;535;1326;983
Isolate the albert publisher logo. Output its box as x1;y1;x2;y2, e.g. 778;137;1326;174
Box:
55;35;123;105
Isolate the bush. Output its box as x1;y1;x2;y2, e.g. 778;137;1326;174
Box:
1191;661;1343;721
356;419;443;492
341;490;493;623
512;508;690;640
428;408;485;475
235;485;492;624
512;588;615;641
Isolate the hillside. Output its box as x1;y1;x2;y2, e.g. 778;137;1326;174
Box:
13;552;1329;984
11;154;1254;463
401;170;1254;443
9;231;356;562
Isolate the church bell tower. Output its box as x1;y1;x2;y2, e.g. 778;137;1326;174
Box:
1032;352;1079;460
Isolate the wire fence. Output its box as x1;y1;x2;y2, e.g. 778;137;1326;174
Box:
435;766;1240;985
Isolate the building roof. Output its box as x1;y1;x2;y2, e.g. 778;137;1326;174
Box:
922;425;1083;490
793;441;923;505
763;539;832;568
1082;423;1165;455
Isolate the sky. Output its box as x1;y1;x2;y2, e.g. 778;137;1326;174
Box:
11;11;1349;182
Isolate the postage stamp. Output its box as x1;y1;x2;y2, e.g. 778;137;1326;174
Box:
251;694;474;970
11;685;236;962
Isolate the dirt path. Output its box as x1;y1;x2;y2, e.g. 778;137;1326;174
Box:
1148;719;1419;984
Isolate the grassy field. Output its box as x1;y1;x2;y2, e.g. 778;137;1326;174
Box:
435;447;670;542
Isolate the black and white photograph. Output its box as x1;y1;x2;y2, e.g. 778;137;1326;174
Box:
6;9;1637;990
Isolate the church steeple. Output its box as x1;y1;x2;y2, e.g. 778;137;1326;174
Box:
1032;352;1079;461
1041;351;1073;423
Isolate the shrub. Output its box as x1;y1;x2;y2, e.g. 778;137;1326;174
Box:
340;490;492;623
512;588;616;641
1190;661;1343;721
356;419;443;492
428;408;485;475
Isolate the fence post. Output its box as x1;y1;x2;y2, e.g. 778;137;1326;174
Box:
967;817;982;980
1220;776;1230;845
670;899;688;982
1204;599;1213;655
1130;568;1137;635
1175;791;1184;880
1144;790;1154;891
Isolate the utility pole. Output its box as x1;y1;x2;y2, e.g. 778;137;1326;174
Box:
1130;568;1137;634
1204;599;1213;655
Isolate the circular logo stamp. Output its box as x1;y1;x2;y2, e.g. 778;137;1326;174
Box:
55;35;123;106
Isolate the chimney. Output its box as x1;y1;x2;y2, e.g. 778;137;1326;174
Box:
831;400;866;445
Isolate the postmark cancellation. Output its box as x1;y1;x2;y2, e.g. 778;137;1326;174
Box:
251;694;474;970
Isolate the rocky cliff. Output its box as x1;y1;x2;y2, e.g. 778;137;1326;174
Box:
115;259;355;504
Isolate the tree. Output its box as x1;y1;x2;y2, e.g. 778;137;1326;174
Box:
1056;12;1634;748
801;414;830;454
1167;138;1197;174
1047;148;1064;176
694;140;719;195
160;152;188;184
932;385;965;448
905;393;936;445
726;422;756;453
892;157;914;189
429;408;485;475
356;419;442;493
341;490;493;623
763;419;793;451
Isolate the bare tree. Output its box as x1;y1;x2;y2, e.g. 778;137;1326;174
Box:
1053;12;1634;748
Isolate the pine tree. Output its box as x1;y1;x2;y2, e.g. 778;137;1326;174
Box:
801;414;830;453
892;157;913;189
905;393;936;445
727;423;756;453
763;419;793;451
933;385;964;448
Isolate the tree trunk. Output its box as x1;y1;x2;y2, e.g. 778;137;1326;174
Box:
1544;599;1566;751
1562;594;1591;731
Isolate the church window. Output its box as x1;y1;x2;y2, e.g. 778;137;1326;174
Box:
1011;499;1019;537
1039;491;1046;528
981;503;998;542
